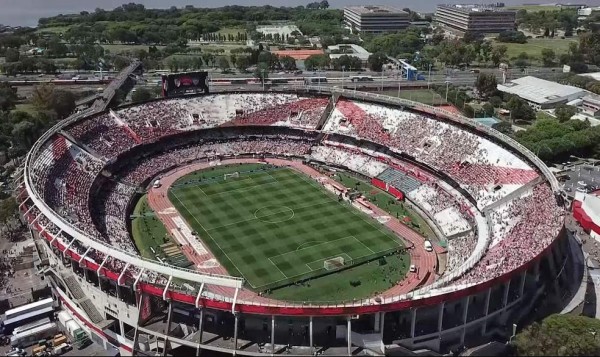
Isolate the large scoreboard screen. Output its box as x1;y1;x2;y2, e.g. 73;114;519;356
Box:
161;71;209;97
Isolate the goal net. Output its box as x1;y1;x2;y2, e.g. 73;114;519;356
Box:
324;256;346;271
224;172;240;180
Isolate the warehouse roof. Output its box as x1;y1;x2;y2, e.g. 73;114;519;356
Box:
497;76;586;105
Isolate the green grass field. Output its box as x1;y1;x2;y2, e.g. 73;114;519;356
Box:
169;164;405;291
382;89;447;105
494;38;578;61
131;195;192;268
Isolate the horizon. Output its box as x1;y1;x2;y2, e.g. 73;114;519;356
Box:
0;0;582;27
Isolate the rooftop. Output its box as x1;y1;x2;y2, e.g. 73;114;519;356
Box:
497;76;586;104
345;5;407;15
437;4;515;12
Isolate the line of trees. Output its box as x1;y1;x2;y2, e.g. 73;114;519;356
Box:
37;4;347;45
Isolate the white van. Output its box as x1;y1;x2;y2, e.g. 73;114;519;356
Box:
409;264;416;273
153;180;161;188
424;240;433;252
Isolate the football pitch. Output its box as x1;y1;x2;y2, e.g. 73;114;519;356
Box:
168;164;404;290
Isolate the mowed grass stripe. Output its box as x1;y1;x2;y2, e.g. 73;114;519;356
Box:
169;165;403;289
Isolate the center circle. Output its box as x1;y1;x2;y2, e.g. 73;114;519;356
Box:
254;206;295;223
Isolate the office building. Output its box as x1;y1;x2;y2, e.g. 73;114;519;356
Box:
344;5;410;33
435;4;516;35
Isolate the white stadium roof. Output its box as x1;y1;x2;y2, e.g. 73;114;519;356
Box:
497;76;586;105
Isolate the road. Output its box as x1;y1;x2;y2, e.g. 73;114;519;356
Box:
2;66;566;86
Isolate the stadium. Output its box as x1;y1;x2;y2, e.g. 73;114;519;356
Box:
18;83;572;356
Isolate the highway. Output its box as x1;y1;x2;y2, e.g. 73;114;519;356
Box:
3;66;566;88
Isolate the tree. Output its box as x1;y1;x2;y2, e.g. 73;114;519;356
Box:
482;102;495;116
480;41;493;63
279;56;297;71
236;55;250;72
492;121;514;135
463;104;475;118
0;198;18;225
131;88;154;103
514;52;530;68
49;90;76;119
217;56;230;72
496;30;527;43
506;95;536;121
11;120;40;150
0;83;18;111
475;73;498;99
489;96;503;108
513;314;600;356
304;54;330;71
491;45;508;67
254;62;269;84
368;52;387;72
31;84;75;119
555;104;577;122
5;48;20;63
541;48;556;67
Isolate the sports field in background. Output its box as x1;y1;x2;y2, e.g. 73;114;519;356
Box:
168;164;405;291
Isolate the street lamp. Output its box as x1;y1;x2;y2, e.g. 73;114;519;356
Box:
427;63;432;90
342;65;345;89
445;80;450;103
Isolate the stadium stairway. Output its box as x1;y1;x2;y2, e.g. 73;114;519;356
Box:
58;130;106;162
315;95;336;131
62;273;108;325
482;175;544;213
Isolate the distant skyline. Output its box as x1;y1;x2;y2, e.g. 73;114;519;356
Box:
2;0;599;27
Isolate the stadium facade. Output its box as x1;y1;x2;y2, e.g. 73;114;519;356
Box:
19;87;573;356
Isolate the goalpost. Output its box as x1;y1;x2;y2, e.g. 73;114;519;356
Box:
324;256;347;271
223;172;240;180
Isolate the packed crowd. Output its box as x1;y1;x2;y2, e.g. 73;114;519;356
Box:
445;232;477;273
229;96;329;128
92;181;138;253
324;99;539;209
310;144;389;178
119;137;314;186
31;135;104;235
27;98;564;291
457;183;564;285
67;113;138;160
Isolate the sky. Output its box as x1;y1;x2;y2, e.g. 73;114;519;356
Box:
2;0;599;27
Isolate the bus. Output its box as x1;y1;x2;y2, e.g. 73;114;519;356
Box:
304;77;328;84
5;298;54;321
349;75;374;82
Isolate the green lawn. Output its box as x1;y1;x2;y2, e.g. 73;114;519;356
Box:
169;164;406;293
495;38;578;60
381;89;447;105
131;195;192;268
14;103;38;115
332;172;437;241
36;26;70;34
